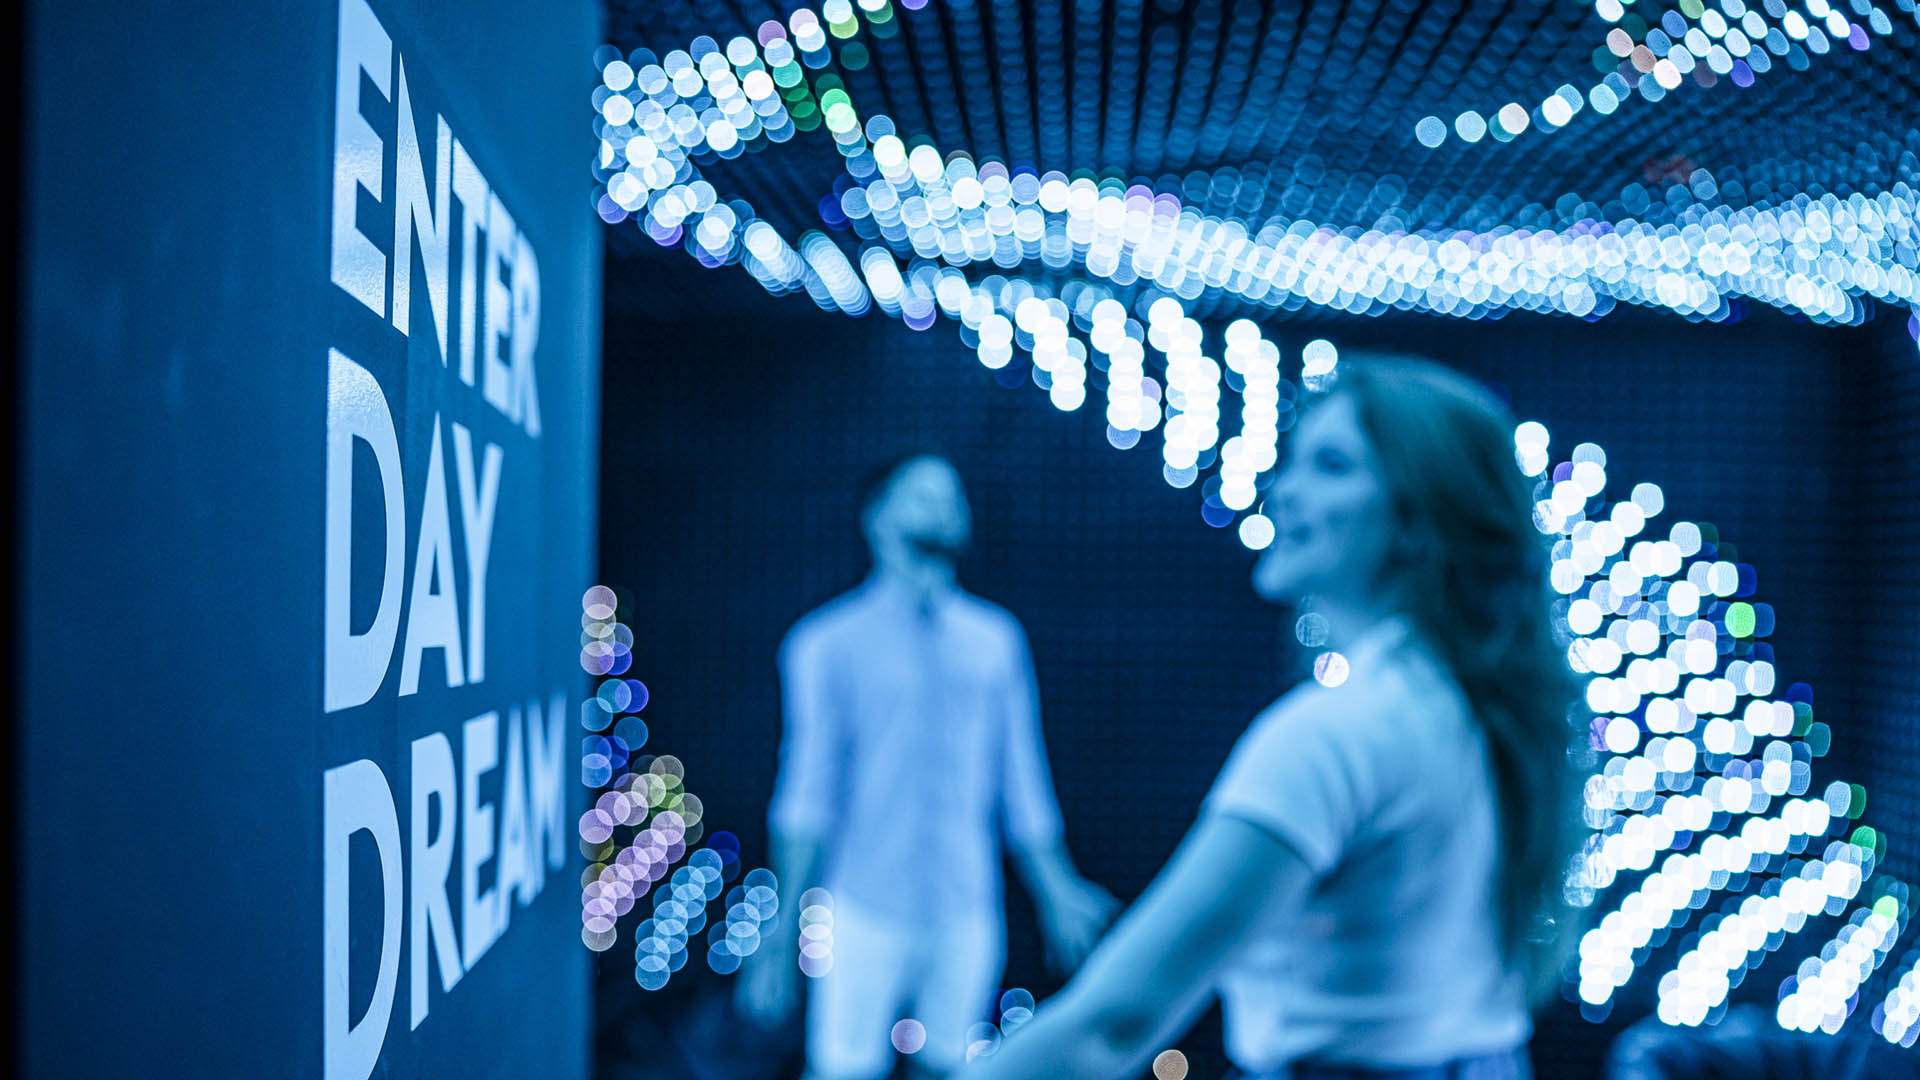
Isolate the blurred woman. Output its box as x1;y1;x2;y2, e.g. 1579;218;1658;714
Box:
966;356;1583;1080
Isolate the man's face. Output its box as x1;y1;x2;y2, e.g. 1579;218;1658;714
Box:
871;457;972;560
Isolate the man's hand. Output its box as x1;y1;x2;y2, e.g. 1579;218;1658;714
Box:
737;831;826;1031
733;942;800;1030
1036;873;1119;976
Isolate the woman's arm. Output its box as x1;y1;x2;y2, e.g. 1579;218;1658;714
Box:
965;812;1317;1079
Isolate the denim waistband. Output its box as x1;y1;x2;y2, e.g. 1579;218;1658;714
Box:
1237;1047;1531;1080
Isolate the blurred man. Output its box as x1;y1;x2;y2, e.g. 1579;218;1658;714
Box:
737;453;1115;1079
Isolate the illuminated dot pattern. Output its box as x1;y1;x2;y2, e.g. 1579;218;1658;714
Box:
580;584;634;677
594;10;1920;328
797;886;836;978
1517;434;1911;1036
706;866;780;974
1218;319;1286;515
1423;0;1918;151
1777;885;1909;1034
1878;942;1920;1046
634;846;734;990
592;3;1920;544
1651;835;1875;1026
928;986;1040;1063
576;587;780;986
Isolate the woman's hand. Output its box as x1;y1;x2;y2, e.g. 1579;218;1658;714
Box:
966;814;1315;1079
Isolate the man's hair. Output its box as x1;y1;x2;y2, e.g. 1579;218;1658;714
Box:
855;450;950;521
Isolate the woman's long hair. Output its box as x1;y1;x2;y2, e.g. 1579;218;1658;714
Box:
1329;355;1585;1002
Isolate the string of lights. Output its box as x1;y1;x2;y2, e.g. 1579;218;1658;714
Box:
577;585;800;997
1880;943;1920;1045
1776;883;1910;1035
592;0;1920;547
1422;0;1918;150
1522;430;1915;1036
635;846;734;990
1652;837;1877;1026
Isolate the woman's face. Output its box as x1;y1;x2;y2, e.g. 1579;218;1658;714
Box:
1252;393;1397;605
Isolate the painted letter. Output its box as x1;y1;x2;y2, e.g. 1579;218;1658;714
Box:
461;711;501;968
527;692;568;883
324;350;405;713
482;193;517;419
497;705;530;920
322;759;402;1080
398;415;464;696
450;423;502;685
409;733;463;1030
330;0;390;316
510;231;542;437
391;56;450;360
452;140;489;388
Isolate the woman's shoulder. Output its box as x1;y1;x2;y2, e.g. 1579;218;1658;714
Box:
1242;644;1469;764
1212;657;1446;872
1255;651;1423;723
1231;683;1384;789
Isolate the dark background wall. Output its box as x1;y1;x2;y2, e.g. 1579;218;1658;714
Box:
595;250;1918;1076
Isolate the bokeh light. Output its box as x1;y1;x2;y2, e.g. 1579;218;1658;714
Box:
575;585;781;986
890;1018;927;1054
963;1021;1002;1062
1519;433;1907;1035
1312;650;1350;688
798;887;836;978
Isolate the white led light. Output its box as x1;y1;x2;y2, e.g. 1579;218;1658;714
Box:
1881;948;1920;1045
1577;796;1843;1004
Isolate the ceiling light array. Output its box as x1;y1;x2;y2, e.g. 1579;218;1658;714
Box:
593;0;1920;539
1418;0;1920;149
593;1;1920;330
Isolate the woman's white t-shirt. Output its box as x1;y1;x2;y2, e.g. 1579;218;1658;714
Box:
1204;616;1530;1071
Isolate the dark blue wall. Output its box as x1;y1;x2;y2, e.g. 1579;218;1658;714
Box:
21;2;600;1076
